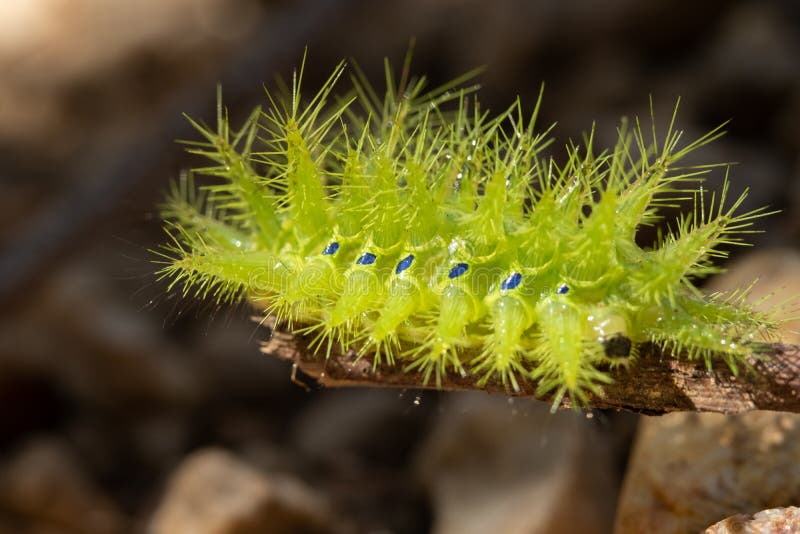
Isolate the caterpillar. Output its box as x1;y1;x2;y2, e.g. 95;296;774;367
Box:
157;54;777;407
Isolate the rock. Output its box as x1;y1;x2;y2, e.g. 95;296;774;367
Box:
0;258;205;414
704;3;799;88
289;389;434;533
0;0;263;151
706;506;800;534
291;388;429;467
415;392;626;534
614;412;800;533
148;448;335;534
0;437;127;534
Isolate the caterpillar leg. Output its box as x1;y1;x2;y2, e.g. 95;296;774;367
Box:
533;299;611;407
403;336;465;388
325;268;382;333
403;286;474;387
359;278;422;366
473;295;533;392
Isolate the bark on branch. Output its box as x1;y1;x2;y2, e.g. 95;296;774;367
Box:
259;322;800;415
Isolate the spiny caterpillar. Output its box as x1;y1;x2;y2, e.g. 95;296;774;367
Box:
157;55;777;406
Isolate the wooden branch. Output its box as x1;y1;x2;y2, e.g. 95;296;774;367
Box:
259;322;800;414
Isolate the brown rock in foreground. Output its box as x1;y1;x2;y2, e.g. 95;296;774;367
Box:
614;412;800;533
705;506;800;533
149;448;335;534
0;438;127;534
416;393;625;534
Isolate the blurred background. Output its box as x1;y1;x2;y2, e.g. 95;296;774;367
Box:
0;1;799;532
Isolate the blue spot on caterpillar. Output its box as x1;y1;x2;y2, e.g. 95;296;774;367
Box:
322;242;339;255
356;252;377;265
448;262;469;279
556;283;569;295
395;254;414;274
501;272;522;291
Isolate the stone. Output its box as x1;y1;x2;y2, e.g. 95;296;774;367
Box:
415;392;627;534
0;0;263;150
0;437;127;534
614;412;800;533
704;3;799;88
148;448;334;534
706;506;800;534
291;388;429;467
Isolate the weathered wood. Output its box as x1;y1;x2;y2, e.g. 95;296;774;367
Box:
259;322;800;415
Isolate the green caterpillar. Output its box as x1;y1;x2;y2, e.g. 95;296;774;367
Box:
157;55;777;406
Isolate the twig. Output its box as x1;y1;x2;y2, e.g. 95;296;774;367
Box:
260;323;800;415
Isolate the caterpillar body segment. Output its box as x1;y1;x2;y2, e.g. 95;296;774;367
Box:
371;276;423;342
